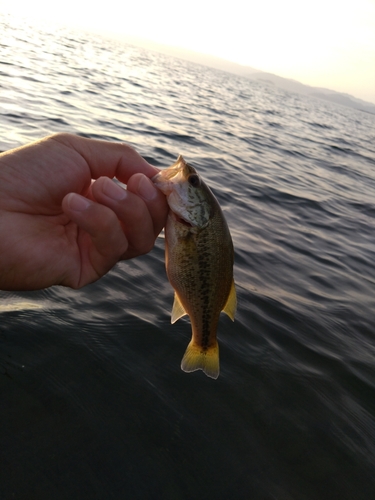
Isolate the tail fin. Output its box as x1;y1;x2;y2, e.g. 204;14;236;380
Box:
181;341;220;379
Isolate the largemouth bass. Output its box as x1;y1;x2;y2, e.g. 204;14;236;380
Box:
153;155;236;379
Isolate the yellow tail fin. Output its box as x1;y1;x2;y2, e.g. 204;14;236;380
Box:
181;341;220;379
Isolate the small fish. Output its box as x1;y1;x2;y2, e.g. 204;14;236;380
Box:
153;155;236;379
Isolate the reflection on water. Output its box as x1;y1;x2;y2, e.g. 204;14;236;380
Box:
0;301;44;311
1;12;375;500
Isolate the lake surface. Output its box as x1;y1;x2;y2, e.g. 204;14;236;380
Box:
1;13;375;500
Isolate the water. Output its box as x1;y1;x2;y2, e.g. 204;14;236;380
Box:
1;13;375;500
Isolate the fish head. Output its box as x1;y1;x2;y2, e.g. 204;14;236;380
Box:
152;155;214;228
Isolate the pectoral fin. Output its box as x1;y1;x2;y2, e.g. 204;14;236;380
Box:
222;279;237;321
171;292;187;324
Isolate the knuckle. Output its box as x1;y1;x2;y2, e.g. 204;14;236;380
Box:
48;132;74;142
120;142;136;153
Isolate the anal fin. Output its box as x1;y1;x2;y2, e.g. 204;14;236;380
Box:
171;292;187;324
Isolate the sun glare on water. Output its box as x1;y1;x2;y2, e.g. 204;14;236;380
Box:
3;0;375;102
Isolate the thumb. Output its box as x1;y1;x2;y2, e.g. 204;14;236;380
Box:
62;193;128;286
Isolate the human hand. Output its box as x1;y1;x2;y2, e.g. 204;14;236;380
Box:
0;133;168;290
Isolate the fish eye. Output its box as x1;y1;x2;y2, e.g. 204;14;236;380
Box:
188;174;200;188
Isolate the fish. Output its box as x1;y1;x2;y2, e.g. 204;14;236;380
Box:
152;155;236;379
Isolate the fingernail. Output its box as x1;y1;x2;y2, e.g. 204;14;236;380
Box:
67;193;91;211
102;178;127;201
138;175;157;201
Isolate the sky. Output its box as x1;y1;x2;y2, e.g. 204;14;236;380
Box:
3;0;375;104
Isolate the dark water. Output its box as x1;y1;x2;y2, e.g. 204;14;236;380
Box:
1;13;375;500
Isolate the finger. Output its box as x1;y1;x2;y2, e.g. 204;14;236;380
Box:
62;192;129;287
91;176;165;258
127;173;168;238
50;133;160;183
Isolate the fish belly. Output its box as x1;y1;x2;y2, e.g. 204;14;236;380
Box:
165;212;233;378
